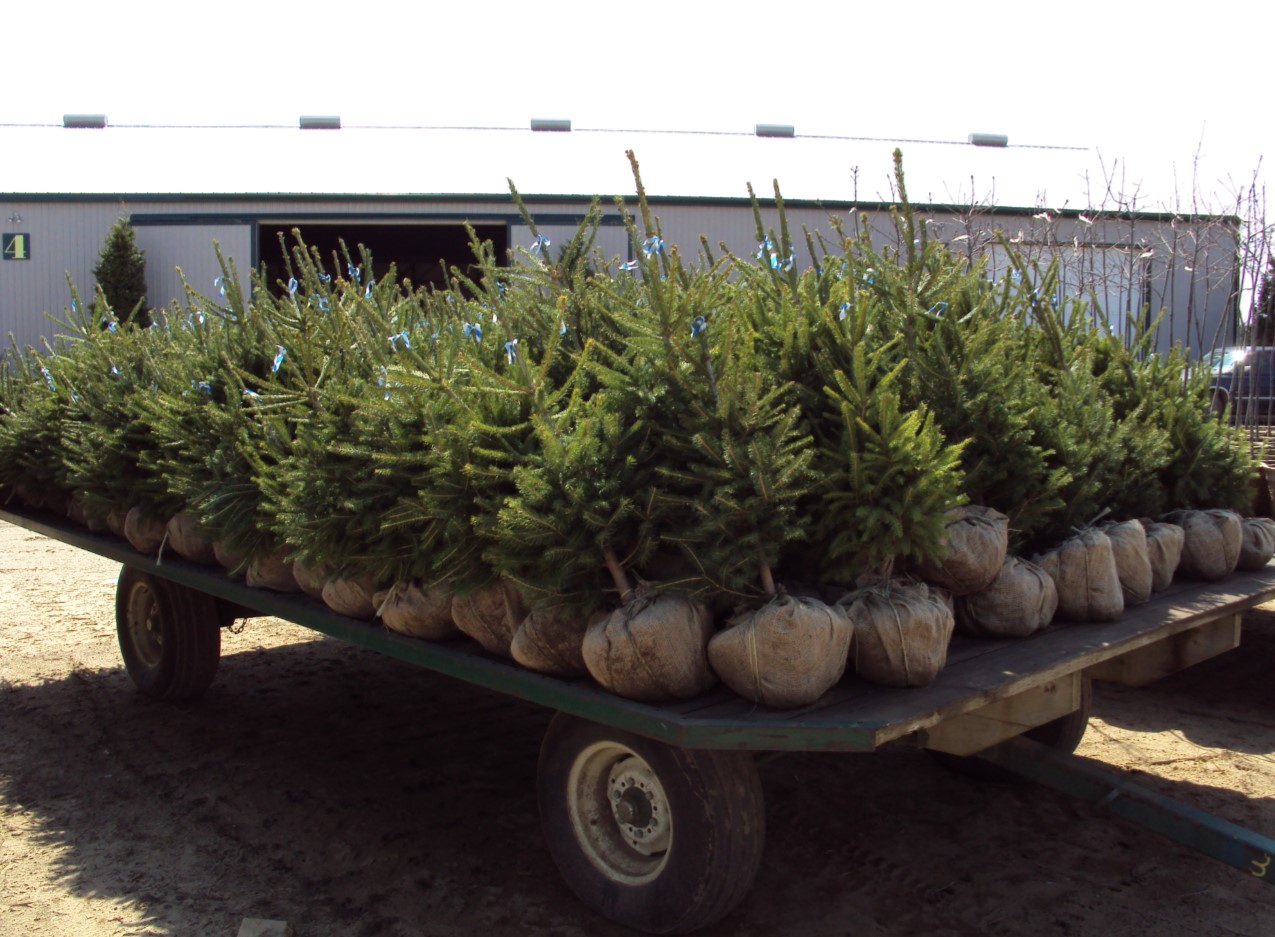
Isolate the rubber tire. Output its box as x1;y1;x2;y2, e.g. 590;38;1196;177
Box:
537;713;766;935
115;565;222;700
929;678;1092;782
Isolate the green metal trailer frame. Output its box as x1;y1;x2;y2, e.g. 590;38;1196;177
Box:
3;502;1273;930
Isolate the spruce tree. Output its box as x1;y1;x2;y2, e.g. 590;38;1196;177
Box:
92;217;150;327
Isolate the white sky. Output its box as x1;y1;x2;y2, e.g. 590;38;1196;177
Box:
4;0;1272;215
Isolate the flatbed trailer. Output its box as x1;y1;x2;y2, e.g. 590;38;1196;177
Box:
3;502;1273;934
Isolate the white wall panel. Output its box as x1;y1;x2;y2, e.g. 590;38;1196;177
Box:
133;224;253;312
0;194;1239;362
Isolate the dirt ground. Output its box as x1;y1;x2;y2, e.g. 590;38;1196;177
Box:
1;521;1272;937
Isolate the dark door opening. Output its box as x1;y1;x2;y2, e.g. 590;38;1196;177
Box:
258;221;508;293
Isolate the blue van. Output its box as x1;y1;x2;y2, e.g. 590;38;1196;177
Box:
1203;346;1275;422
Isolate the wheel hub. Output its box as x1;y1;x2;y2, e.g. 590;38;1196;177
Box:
565;741;674;885
614;786;652;827
126;582;164;668
607;756;670;855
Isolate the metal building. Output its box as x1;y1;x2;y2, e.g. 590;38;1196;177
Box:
0;120;1240;356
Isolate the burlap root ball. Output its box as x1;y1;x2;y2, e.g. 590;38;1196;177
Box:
915;505;1009;596
1165;509;1242;581
708;593;852;708
511;607;601;677
955;556;1058;638
451;580;527;657
374;581;456;640
291;557;333;601
166;512;219;565
1140;520;1185;591
1100;519;1153;606
105;506;129;539
838;581;955;688
321;573;380;620
76;497;110;534
582;592;717;701
1032;529;1123;623
246;551;301;593
65;497;89;528
1238;517;1275;571
213;539;249;577
124;505;167;555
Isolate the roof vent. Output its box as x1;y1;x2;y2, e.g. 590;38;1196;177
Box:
63;114;107;129
531;118;572;132
300;115;341;130
755;123;795;138
969;132;1008;148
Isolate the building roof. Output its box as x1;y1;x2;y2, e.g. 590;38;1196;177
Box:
0;123;1099;211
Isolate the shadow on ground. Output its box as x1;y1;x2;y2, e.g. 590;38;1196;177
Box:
1088;607;1275;754
2;622;1272;937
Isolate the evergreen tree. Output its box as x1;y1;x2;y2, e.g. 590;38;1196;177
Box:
1256;256;1275;345
92;217;150;327
0;151;1261;624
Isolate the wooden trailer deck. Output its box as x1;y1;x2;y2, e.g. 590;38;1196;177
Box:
4;502;1272;756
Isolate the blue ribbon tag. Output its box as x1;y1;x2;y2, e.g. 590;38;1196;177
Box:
838;302;850;321
272;346;286;373
288;278;299;295
504;338;519;364
40;366;56;391
348;264;361;282
529;235;551;257
642;236;664;256
690;315;707;337
214;276;226;297
619;260;640;272
463;322;482;341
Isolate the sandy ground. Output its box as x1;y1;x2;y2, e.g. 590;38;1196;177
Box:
1;520;1273;937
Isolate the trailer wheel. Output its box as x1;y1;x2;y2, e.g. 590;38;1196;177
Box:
1019;677;1092;755
931;678;1093;782
537;713;765;934
116;565;221;700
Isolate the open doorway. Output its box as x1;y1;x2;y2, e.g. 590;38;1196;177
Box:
258;220;508;292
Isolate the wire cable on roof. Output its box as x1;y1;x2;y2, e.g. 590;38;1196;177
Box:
0;119;1087;151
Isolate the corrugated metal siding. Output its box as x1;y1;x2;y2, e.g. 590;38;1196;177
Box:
1;202;132;351
0;193;1239;358
133;224;253;314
